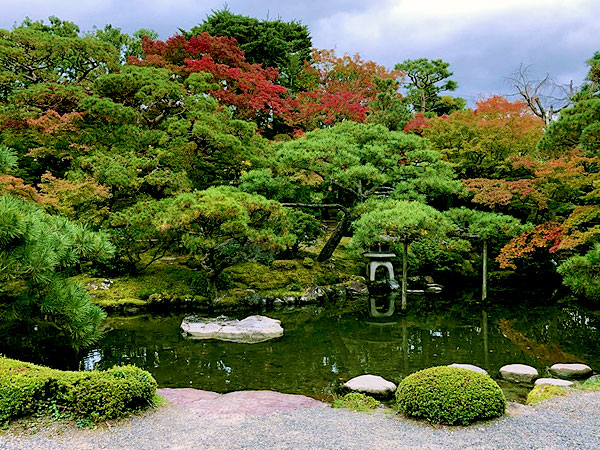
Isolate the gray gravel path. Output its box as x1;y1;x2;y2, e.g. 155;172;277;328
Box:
1;391;599;450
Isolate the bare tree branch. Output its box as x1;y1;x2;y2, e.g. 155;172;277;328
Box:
505;64;574;125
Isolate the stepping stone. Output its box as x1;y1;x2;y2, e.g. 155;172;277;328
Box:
534;378;574;387
449;363;488;375
343;375;396;396
181;315;283;343
499;364;539;383
549;363;593;379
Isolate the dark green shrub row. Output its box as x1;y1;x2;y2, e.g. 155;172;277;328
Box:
396;366;506;425
0;356;157;424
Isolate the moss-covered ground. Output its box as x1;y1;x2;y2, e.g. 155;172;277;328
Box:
73;237;364;313
526;377;600;405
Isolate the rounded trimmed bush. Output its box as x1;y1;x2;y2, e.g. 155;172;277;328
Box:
395;366;506;425
0;356;157;424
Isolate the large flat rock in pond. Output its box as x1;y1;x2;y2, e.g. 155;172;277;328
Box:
343;375;396;396
499;364;539;383
549;363;593;379
158;388;326;415
181;315;283;343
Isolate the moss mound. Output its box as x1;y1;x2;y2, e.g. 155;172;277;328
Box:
527;384;569;405
333;392;380;412
395;366;506;425
0;356;157;424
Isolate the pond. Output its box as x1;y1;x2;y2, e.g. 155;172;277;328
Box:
3;295;600;402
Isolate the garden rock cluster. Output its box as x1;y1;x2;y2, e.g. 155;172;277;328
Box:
499;362;594;384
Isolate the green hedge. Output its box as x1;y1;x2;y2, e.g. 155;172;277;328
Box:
395;366;506;425
0;356;157;424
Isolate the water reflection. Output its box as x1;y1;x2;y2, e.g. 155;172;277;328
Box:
2;299;599;401
369;295;395;317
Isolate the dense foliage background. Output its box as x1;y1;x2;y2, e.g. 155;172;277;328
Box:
0;11;598;348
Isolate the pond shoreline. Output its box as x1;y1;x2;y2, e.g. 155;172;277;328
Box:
2;389;599;450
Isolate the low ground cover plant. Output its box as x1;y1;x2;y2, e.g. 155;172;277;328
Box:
333;392;380;412
0;356;157;425
395;366;506;425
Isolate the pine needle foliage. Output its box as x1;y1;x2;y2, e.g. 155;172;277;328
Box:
0;195;114;349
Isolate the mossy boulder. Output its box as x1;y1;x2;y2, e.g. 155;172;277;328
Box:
0;356;157;424
395;366;506;425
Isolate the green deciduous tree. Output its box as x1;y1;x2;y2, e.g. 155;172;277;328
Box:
423;96;544;178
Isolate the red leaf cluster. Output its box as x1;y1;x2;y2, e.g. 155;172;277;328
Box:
497;221;563;269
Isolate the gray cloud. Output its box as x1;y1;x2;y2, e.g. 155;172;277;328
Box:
0;0;598;105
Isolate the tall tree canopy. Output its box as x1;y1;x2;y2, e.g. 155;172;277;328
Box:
538;51;599;157
395;58;462;115
191;8;312;92
241;121;463;260
422;96;544;178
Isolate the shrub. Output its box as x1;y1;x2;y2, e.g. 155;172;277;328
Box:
333;392;380;412
0;356;157;425
395;366;506;425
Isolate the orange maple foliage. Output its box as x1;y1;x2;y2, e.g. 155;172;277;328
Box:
497;221;563;269
290;49;401;130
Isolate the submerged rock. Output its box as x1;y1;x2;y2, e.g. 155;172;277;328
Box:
449;363;488;375
549;363;593;379
181;315;283;343
499;364;539;383
343;374;397;396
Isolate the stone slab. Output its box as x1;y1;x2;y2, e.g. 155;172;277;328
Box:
343;374;397;395
181;315;283;343
499;364;539;383
449;363;488;375
158;388;326;415
549;363;593;379
534;378;574;387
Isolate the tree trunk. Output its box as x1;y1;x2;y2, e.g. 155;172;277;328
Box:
482;239;488;302
401;240;408;310
317;210;353;262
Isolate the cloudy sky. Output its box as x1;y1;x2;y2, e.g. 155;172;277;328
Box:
1;0;598;104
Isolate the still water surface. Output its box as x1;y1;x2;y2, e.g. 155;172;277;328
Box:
76;297;600;401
